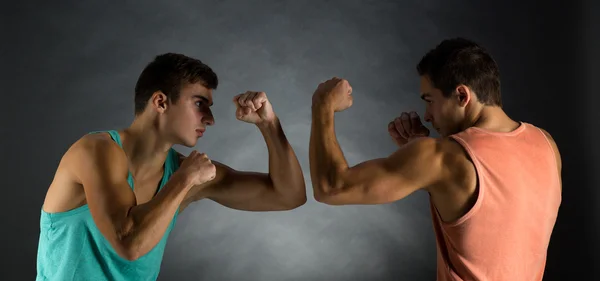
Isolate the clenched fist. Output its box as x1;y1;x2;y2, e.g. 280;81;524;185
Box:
312;77;353;112
233;91;276;124
388;111;430;147
177;151;216;187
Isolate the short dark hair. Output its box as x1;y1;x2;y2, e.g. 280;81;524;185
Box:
134;53;218;114
417;38;502;106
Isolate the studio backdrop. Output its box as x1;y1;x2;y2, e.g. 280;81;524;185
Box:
1;0;598;280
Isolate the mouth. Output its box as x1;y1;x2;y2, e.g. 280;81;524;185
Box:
195;129;205;137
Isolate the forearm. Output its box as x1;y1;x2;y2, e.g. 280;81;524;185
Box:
257;116;306;204
309;105;349;198
118;174;191;260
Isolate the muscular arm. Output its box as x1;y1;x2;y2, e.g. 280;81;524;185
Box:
182;117;306;212
309;105;451;205
72;136;192;261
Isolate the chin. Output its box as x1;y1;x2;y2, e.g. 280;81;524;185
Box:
179;137;198;148
181;142;196;148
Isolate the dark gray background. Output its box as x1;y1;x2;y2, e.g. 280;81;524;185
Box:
2;0;598;280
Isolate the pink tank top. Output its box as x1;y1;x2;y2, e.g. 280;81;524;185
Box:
430;122;561;281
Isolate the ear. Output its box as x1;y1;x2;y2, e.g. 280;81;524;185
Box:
455;85;471;107
150;91;169;113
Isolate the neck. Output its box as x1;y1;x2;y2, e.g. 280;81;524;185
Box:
121;114;173;179
464;105;520;132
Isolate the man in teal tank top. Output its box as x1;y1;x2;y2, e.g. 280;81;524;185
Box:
36;53;307;281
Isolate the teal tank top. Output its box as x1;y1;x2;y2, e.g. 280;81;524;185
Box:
36;130;180;281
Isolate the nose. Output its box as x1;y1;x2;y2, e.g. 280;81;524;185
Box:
424;111;432;123
202;116;214;126
202;110;215;126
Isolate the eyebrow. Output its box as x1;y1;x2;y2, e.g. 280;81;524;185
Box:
193;95;213;106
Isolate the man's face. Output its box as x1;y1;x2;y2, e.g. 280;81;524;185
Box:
419;76;466;137
163;82;215;147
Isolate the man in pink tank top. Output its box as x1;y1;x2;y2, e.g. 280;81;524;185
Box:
309;38;562;280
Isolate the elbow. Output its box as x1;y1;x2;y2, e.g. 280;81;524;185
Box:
314;190;334;205
113;220;143;261
281;190;308;210
272;179;308;210
293;190;308;208
313;176;352;205
312;170;348;205
115;236;143;261
312;183;337;205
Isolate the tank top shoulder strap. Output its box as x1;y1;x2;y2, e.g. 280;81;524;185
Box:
87;130;124;147
161;148;180;185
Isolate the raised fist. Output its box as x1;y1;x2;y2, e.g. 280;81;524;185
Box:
233;91;276;124
388;111;430;147
177;150;216;186
312;77;353;112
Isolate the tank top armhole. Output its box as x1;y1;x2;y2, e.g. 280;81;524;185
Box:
440;135;486;227
533;126;561;189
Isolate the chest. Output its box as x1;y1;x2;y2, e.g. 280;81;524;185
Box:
129;172;166;205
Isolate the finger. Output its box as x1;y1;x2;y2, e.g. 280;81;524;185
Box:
400;112;412;136
329;77;341;86
388;122;400;138
243;107;252;116
394;117;409;139
388;122;404;146
245;92;258;111
238;92;251;106
235;107;245;119
409;111;422;135
233;96;245;112
389;120;406;140
232;94;242;105
252;92;267;110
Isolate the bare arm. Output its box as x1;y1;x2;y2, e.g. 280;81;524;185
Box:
309;105;451;205
182;117;307;212
72;136;192;261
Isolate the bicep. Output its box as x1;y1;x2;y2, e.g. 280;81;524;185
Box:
70;137;135;248
317;138;445;205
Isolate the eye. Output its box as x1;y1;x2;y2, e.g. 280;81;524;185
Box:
195;101;204;107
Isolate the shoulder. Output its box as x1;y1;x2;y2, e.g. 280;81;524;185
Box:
402;137;476;190
70;133;125;160
63;133;128;180
399;136;470;164
534;126;562;172
536;127;560;155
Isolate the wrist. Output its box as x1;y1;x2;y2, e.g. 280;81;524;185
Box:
172;172;195;191
312;102;334;118
257;116;280;131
